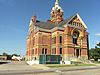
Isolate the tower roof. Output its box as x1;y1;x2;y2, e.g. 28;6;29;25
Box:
51;0;63;13
51;0;64;23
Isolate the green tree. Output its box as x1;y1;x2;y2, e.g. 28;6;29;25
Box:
2;52;8;56
97;42;100;47
12;54;20;56
89;42;100;61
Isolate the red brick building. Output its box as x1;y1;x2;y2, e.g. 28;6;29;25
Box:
26;0;89;64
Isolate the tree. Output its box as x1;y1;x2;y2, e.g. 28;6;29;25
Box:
2;52;8;56
2;52;11;60
97;42;100;47
1;52;20;60
89;42;100;61
12;54;20;56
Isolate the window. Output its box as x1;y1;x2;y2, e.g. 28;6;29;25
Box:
53;11;54;14
73;37;77;45
32;49;34;55
35;48;37;54
73;34;78;45
42;48;44;54
60;15;62;17
46;56;50;62
60;48;62;54
74;22;76;26
54;37;56;43
73;22;75;25
45;48;47;54
68;21;72;25
42;48;47;54
58;9;60;12
77;23;78;26
33;37;35;46
52;48;56;54
56;7;58;9
34;57;36;60
52;37;56;44
60;36;62;43
72;31;79;45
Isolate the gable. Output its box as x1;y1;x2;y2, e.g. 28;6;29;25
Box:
67;13;87;29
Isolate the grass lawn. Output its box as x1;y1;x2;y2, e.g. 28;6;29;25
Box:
76;64;96;66
92;61;100;64
46;64;96;68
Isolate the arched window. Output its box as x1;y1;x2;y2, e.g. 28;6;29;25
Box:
72;30;79;45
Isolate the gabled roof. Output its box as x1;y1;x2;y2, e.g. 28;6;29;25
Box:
66;13;88;29
34;13;87;30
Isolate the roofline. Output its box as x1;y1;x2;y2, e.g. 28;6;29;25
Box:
66;13;88;29
76;13;88;29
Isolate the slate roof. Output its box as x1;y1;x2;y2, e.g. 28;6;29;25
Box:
34;13;87;30
35;19;69;29
35;22;55;29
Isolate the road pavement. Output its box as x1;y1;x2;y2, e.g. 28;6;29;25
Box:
0;61;41;75
0;61;100;75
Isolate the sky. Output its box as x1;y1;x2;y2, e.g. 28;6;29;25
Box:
0;0;100;56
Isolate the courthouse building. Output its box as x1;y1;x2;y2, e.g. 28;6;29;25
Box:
26;0;89;64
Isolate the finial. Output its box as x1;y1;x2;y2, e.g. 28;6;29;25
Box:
56;0;59;3
55;0;59;5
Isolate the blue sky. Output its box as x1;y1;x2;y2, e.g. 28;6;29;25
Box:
0;0;100;56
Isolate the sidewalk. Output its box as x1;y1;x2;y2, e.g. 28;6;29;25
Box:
32;64;50;70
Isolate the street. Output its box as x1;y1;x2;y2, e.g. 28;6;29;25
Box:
0;61;41;75
0;61;100;75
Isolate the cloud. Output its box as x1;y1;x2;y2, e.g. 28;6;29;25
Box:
95;33;100;36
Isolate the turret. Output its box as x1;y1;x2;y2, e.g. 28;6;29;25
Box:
29;16;37;34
